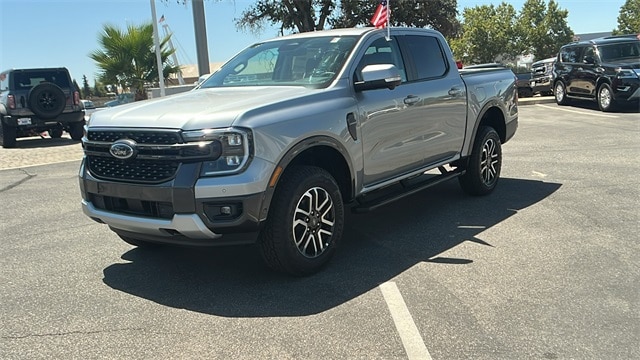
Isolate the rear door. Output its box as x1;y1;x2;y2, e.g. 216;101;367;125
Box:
396;33;466;166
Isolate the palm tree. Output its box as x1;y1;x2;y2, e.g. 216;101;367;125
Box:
90;23;181;101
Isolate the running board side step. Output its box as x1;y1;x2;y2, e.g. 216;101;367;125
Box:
352;168;465;213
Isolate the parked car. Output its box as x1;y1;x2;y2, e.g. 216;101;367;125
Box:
515;72;533;97
79;27;518;275
530;57;555;96
80;99;97;121
0;67;84;147
553;34;640;111
104;93;134;107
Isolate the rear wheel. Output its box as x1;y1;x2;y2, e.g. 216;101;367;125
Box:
0;121;17;148
458;126;502;196
67;120;85;140
48;127;63;138
259;166;344;276
554;81;569;105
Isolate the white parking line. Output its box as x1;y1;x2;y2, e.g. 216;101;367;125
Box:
535;104;619;118
379;281;432;360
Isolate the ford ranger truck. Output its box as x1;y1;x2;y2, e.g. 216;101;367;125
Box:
79;27;518;276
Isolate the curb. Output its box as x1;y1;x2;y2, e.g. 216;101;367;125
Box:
519;96;556;105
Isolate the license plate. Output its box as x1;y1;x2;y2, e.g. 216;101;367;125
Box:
17;117;32;125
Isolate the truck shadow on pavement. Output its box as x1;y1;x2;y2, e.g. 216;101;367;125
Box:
102;177;561;317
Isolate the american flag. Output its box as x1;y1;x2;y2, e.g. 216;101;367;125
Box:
370;0;388;29
159;15;165;23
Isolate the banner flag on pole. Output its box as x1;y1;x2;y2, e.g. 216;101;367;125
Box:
370;0;388;29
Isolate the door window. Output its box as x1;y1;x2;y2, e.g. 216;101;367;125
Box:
402;35;448;80
560;46;580;63
354;37;406;82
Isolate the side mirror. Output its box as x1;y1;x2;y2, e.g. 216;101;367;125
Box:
583;56;596;65
354;64;402;92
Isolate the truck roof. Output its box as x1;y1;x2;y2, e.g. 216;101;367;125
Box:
259;27;443;43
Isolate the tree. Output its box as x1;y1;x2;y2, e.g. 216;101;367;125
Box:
89;23;181;101
613;0;640;35
235;0;460;38
516;0;572;60
449;3;517;64
92;80;103;97
331;0;460;37
81;75;92;98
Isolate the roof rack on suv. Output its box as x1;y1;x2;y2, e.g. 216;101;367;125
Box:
601;34;640;40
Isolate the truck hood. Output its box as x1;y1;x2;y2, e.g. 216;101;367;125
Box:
602;59;640;69
89;87;314;129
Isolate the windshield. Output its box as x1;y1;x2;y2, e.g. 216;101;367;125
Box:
200;36;358;89
598;42;640;62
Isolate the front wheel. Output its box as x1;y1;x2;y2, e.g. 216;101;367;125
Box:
597;83;617;112
458;126;502;196
554;81;569;105
117;234;160;248
259;166;344;276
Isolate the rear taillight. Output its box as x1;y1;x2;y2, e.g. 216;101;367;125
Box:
8;95;15;109
73;91;80;106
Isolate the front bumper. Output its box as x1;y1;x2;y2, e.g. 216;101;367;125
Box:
611;77;640;102
79;156;275;246
531;76;552;93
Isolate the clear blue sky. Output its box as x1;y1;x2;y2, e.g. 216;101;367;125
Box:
0;0;626;85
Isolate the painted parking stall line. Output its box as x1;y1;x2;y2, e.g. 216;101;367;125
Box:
380;281;433;360
536;104;619;118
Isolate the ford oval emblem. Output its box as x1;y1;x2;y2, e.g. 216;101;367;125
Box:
109;139;137;160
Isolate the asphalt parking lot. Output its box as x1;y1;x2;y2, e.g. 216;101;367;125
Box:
1;100;638;359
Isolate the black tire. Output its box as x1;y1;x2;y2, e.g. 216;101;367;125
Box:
458;126;502;196
117;234;159;248
597;83;617;112
67;120;85;140
27;82;66;119
0;120;17;148
259;166;344;276
554;81;569;106
48;127;63;138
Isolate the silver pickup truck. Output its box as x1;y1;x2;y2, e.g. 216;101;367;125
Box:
79;27;518;275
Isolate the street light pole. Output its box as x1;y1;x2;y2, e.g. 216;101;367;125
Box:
150;0;166;96
192;0;210;76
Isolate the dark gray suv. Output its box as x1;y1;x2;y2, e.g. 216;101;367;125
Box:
0;67;84;147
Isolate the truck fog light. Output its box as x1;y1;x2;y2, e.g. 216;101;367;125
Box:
220;206;232;215
227;156;241;166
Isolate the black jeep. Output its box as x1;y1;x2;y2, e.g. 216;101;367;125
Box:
0;67;84;148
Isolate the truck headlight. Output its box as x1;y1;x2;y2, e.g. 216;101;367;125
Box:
182;128;252;176
615;68;639;79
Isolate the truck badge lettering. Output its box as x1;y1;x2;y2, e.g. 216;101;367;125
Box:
109;140;137;160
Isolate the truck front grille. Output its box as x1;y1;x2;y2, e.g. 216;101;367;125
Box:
83;128;218;184
88;157;179;183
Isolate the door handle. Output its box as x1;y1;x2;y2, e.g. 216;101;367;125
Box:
403;95;420;105
448;87;463;96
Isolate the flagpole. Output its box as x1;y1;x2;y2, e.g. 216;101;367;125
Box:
386;0;391;41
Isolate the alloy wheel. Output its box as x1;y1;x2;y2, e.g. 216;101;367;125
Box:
292;187;335;259
481;138;499;186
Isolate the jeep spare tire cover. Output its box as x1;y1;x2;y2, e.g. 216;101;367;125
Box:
27;82;66;119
